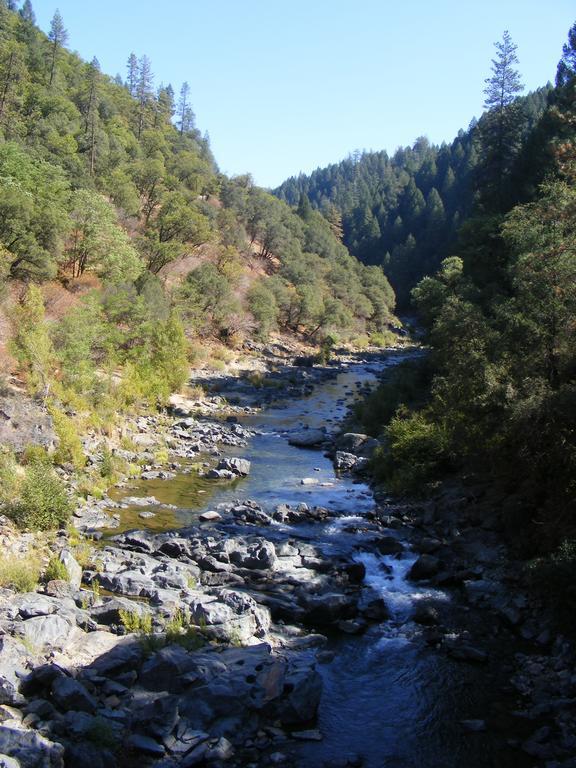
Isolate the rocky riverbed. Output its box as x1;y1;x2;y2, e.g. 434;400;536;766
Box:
0;349;574;768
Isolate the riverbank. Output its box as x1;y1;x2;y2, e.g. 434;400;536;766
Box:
0;345;573;768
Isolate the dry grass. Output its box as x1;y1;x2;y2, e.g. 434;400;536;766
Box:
0;554;41;592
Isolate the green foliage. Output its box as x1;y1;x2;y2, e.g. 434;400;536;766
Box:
275;87;550;305
119;608;152;634
0;143;69;280
44;555;68;582
179;262;239;338
248;280;278;339
0;448;21;503
65;189;142;282
354;360;431;437
375;410;450;494
7;459;73;531
50;407;85;469
10;285;55;394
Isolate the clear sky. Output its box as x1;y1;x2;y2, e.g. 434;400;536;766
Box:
34;0;575;188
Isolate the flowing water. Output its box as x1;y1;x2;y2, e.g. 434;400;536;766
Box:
117;353;514;767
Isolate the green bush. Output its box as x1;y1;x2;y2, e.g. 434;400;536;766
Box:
119;608;152;634
50;407;85;469
373;409;450;494
44;555;69;582
354;359;431;437
0;449;21;504
7;461;73;531
370;330;398;348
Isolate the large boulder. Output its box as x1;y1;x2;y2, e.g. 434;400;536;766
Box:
337;433;380;457
59;550;82;589
302;592;357;626
0;726;64;768
228;540;277;571
408;554;440;581
288;429;326;448
187;589;270;642
334;451;370;474
216;458;251;476
18;615;74;651
51;676;97;713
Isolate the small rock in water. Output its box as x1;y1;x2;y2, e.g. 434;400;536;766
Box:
292;729;323;741
199;511;222;522
301;478;319;486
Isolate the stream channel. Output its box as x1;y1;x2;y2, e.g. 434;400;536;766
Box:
116;352;507;768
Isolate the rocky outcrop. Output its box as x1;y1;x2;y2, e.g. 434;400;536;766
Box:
0;393;55;453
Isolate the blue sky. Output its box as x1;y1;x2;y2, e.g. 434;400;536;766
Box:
34;0;575;188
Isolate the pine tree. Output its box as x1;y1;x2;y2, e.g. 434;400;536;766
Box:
0;41;25;128
48;9;67;86
556;21;576;87
19;0;34;23
126;53;138;96
136;54;153;139
83;57;100;174
478;30;524;210
177;81;194;134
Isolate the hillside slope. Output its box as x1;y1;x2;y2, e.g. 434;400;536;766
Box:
0;2;398;405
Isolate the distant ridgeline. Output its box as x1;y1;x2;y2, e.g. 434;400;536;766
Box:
274;87;550;305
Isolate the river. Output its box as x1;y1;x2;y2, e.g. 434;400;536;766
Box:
116;352;518;768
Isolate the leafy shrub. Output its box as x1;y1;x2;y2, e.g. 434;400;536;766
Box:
7;460;73;531
370;330;398;348
44;555;69;582
0;554;40;592
119;608;152;634
100;447;114;478
0;449;21;504
50;407;85;469
373;409;450;494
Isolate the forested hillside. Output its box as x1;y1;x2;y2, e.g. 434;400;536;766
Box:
275;86;550;305
0;1;397;414
354;24;576;599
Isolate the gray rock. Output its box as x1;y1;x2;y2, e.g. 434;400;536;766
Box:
59;550;82;589
64;743;116;768
461;719;487;732
126;734;165;757
288;429;326;447
337;433;379;457
216;457;251;476
198;511;222;522
303;593;357;626
362;598;389;621
19;615;73;651
413;601;440;625
0;754;20;768
228;541;277;570
0;726;64;768
139;646;197;693
0;393;55;452
408;554;440;581
51;676;97;713
447;644;488;663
